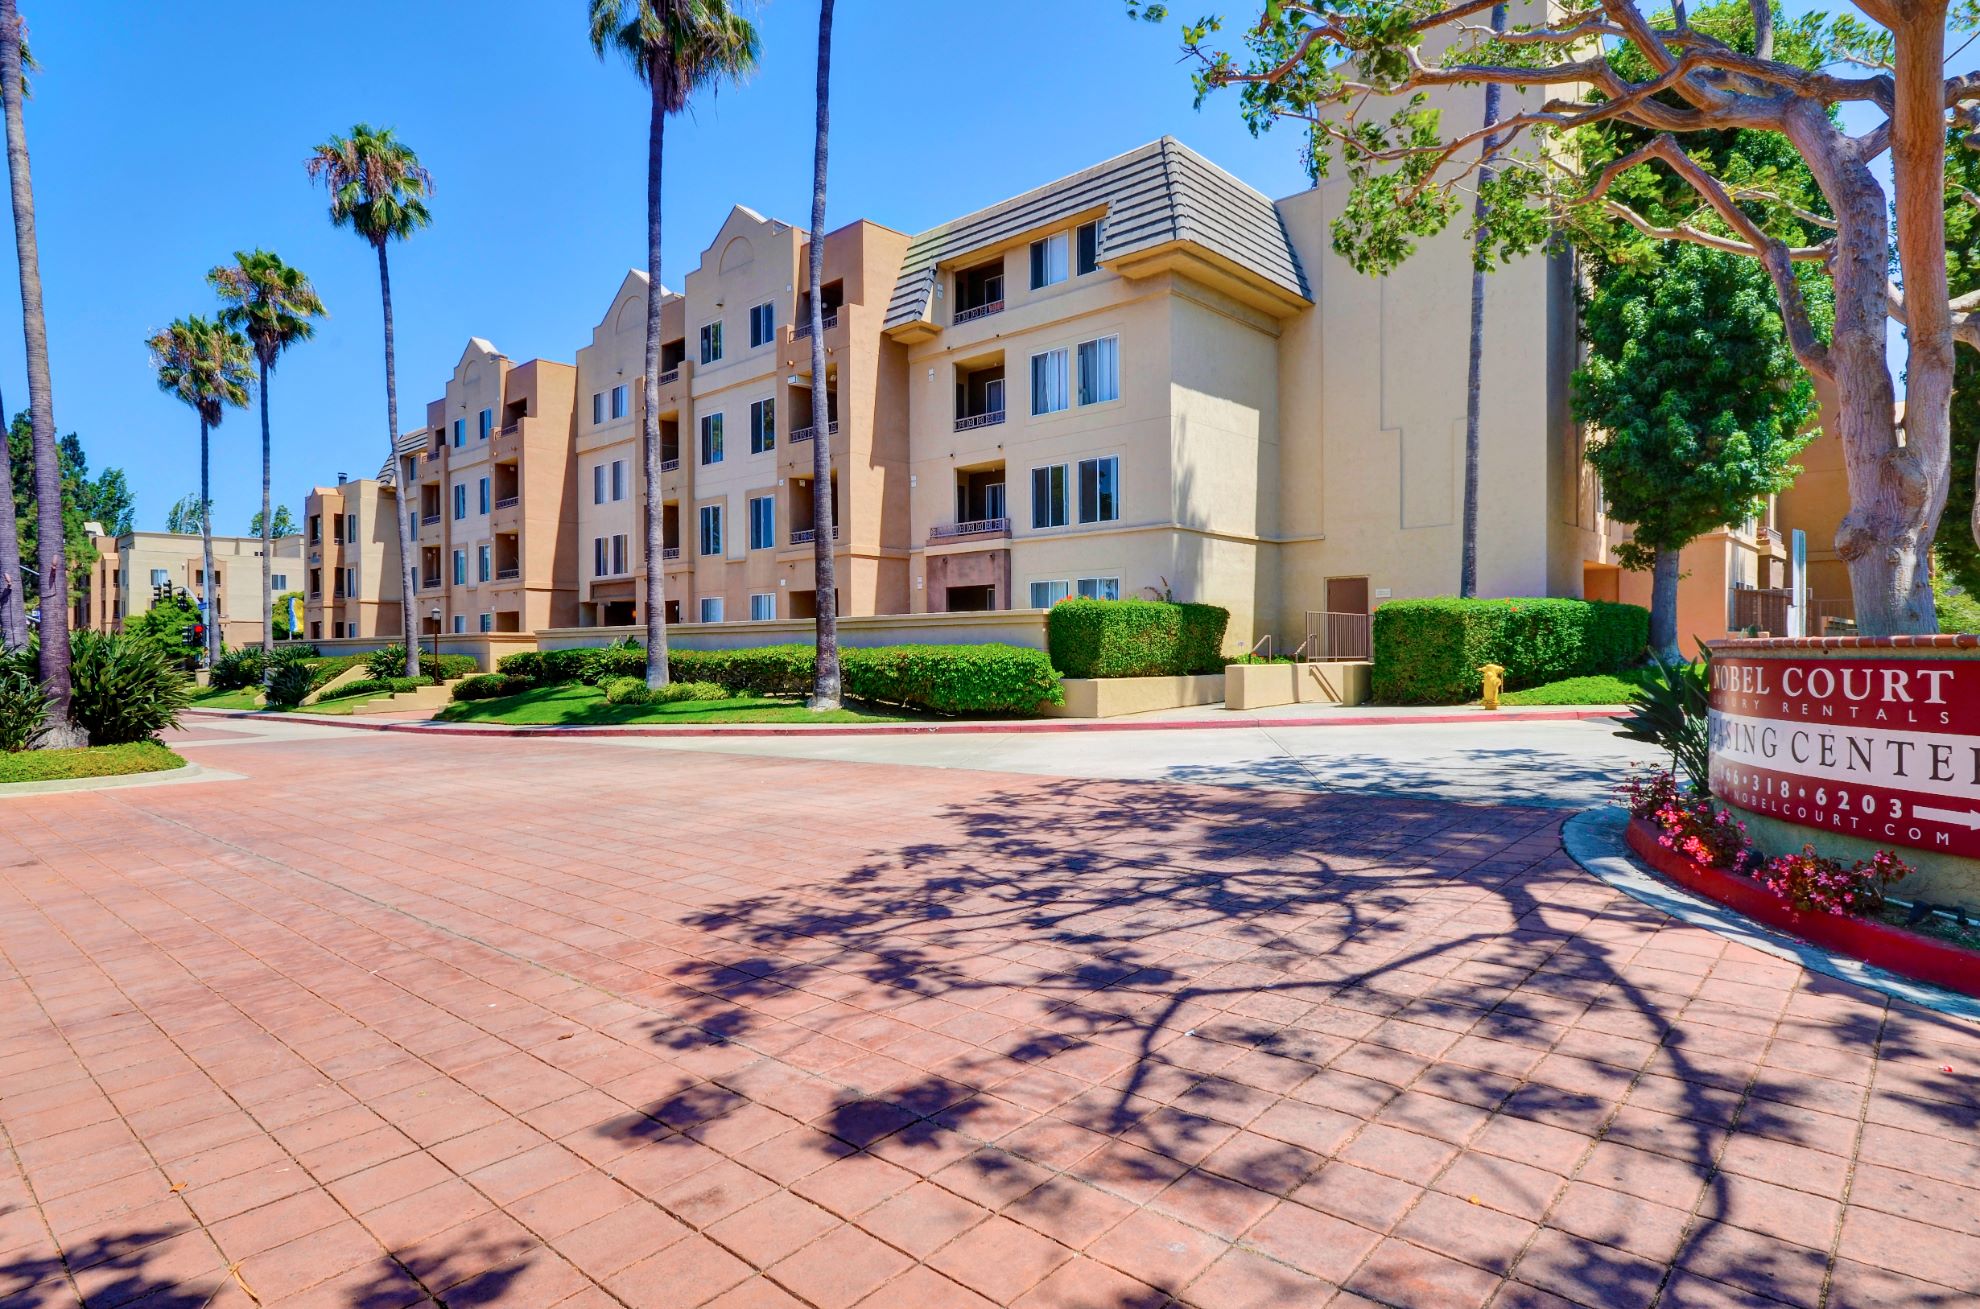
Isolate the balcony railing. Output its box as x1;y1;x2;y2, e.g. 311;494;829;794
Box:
1302;610;1373;662
662;546;681;562
659;367;681;386
421;513;441;526
790;526;841;545
495;496;519;510
500;422;521;435
929;517;1010;542
661;458;680;473
954;300;1004;326
421;577;441;590
789;420;839;443
495;566;521;581
955;410;1006;432
792;311;839;340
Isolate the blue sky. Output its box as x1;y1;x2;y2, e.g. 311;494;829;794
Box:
1;0;1318;533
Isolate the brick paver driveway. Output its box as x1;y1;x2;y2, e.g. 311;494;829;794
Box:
0;723;1975;1308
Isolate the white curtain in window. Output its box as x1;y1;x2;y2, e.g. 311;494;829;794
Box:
1031;350;1068;414
1078;337;1119;405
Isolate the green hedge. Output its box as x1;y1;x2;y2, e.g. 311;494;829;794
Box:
365;646;480;684
305;653;369;690
1045;599;1230;678
322;676;422;701
1371;597;1649;704
497;648;592;686
452;672;534;702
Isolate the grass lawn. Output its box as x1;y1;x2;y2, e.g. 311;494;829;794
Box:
191;686;263;710
0;741;187;784
434;681;918;726
1499;667;1660;706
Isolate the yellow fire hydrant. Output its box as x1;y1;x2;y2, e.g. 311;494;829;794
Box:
1479;663;1506;710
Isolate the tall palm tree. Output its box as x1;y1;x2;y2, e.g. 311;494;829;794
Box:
0;382;27;651
803;0;840;709
210;250;325;680
147;317;251;670
1457;2;1507;599
0;0;78;742
589;0;759;689
306;125;430;679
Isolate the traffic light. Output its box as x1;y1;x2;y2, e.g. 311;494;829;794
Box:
182;623;204;648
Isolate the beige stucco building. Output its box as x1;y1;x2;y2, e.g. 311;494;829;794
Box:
301;475;403;641
76;527;304;648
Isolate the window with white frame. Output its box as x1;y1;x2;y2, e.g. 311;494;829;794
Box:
611;384;629;418
593;536;606;576
453;614;466;634
593;464;607;505
270;573;288;592
747;495;775;550
479;612;492;633
1078;456;1120;523
452;483;467;520
611;534;627;575
611;459;627;501
749;398;775;454
592;391;606;425
750;592;776;621
1077;336;1119;406
477;476;490;515
344;566;356;596
477;544;491;582
478;408;492;440
1076;220;1103;276
1031;463;1069;529
699;321;723;364
149;568;169;587
748;302;775;348
1077;576;1120;600
1029;232;1069;289
699;504;722;556
1031;348;1069;415
699;596;724;623
700;413;724;464
451;550;466;586
345;513;358;543
1029;579;1071;607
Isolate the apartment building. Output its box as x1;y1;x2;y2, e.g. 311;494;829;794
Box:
572;211;911;629
301;474;403;641
75;527;304;647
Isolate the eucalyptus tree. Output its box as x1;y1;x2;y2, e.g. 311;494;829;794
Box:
307;125;431;677
589;0;760;688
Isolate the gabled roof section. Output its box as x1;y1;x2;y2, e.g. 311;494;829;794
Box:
885;137;1309;332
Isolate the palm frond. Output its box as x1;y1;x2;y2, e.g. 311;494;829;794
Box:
209;249;326;370
305;124;434;248
146;316;253;427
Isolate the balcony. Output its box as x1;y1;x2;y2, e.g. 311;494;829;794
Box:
790;526;841;545
421;577;441;590
662;547;681;562
661;458;680;473
955;410;1006;433
421;513;441;526
789;420;839;444
954;300;1004;326
658;367;680;386
929;517;1010;543
495;496;519;510
495;565;521;581
792;311;839;340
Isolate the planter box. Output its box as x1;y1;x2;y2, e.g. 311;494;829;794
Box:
1045;674;1226;719
1225;661;1371;710
1626;817;1980;998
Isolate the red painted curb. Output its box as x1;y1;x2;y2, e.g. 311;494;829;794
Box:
185;705;1624;739
1624;817;1980;999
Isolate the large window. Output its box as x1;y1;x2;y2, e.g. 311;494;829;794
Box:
611;384;629;419
478;408;493;440
477;544;491;583
699;504;722;556
1077;576;1120;600
1077;336;1119;406
451;550;466;586
1029;233;1069;289
699;596;724;623
1030;464;1069;529
1076;220;1102;276
750;593;776;621
452;483;467;520
699;321;723;364
1078;456;1120;523
699;413;724;465
748;302;775;348
749;398;775;454
748;495;775;550
1029;579;1071;607
1030;349;1069;415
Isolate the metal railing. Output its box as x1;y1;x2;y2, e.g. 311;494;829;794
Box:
954;300;1004;326
494;566;521;581
421;577;441;590
1304;610;1373;661
1809;597;1856;635
421;513;441;526
792;311;839;339
661;547;681;562
661;458;680;472
494;495;519;510
789;420;839;443
955;410;1006;432
790;526;840;545
658;367;680;385
500;422;521;435
929;517;1010;541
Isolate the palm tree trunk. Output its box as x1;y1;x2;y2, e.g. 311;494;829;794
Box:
0;1;78;744
1650;547;1682;664
641;89;672;688
258;356;273;678
806;0;841;710
0;382;28;650
378;242;420;679
1458;3;1507;601
200;417;218;669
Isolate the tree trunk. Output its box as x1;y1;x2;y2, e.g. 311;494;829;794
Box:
258;355;273;679
0;0;78;744
0;382;28;651
641;89;672;689
1458;4;1505;601
1649;547;1681;665
378;242;420;679
200;418;218;669
807;0;841;710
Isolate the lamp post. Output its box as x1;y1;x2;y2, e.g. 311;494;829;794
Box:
427;606;440;664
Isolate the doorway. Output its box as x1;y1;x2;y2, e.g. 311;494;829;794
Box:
945;585;996;612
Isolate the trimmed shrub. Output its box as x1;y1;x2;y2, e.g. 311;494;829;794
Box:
841;644;1063;715
304;653;367;690
366;646;478;684
579;641;648;686
209;648;263;691
654;679;730;704
452;673;532;702
669;645;814;695
495;648;590;686
68;631;194;744
602;676;652;706
1046;599;1230;678
264;659;315;708
0;652;49;752
1370;597;1649;704
321;676;421;701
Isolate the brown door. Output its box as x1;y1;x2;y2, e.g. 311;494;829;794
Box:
1326;576;1369;615
1321;576;1371;659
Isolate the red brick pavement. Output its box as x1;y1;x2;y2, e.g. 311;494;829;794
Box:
0;727;1974;1308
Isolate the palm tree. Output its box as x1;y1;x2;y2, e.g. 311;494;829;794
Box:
147;317;251;670
306;125;430;679
803;0;841;709
210;250;325;681
1457;2;1507;599
0;382;26;651
589;0;759;688
0;0;79;742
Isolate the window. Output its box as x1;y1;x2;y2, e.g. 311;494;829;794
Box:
478;408;492;440
699;413;724;465
1076;220;1102;276
453;614;466;634
331;621;343;638
699;596;725;624
452;484;467;520
309;568;321;597
592;391;606;425
477;544;491;582
1031;464;1069;529
611;534;627;575
750;592;776;621
149;568;170;588
1029;232;1069;289
1077;576;1121;600
611;460;627;501
1078;456;1120;523
748;302;775;348
699;320;723;364
1030;349;1069;415
478;476;490;515
1030;580;1071;607
409;509;418;539
311;622;322;640
270;573;288;592
748;495;775;550
479;612;493;633
451;551;466;586
699;504;723;556
451;418;464;448
593;536;606;577
344;566;357;597
1077;336;1119;406
593;464;607;505
611;384;629;419
749;398;775;454
345;513;358;544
